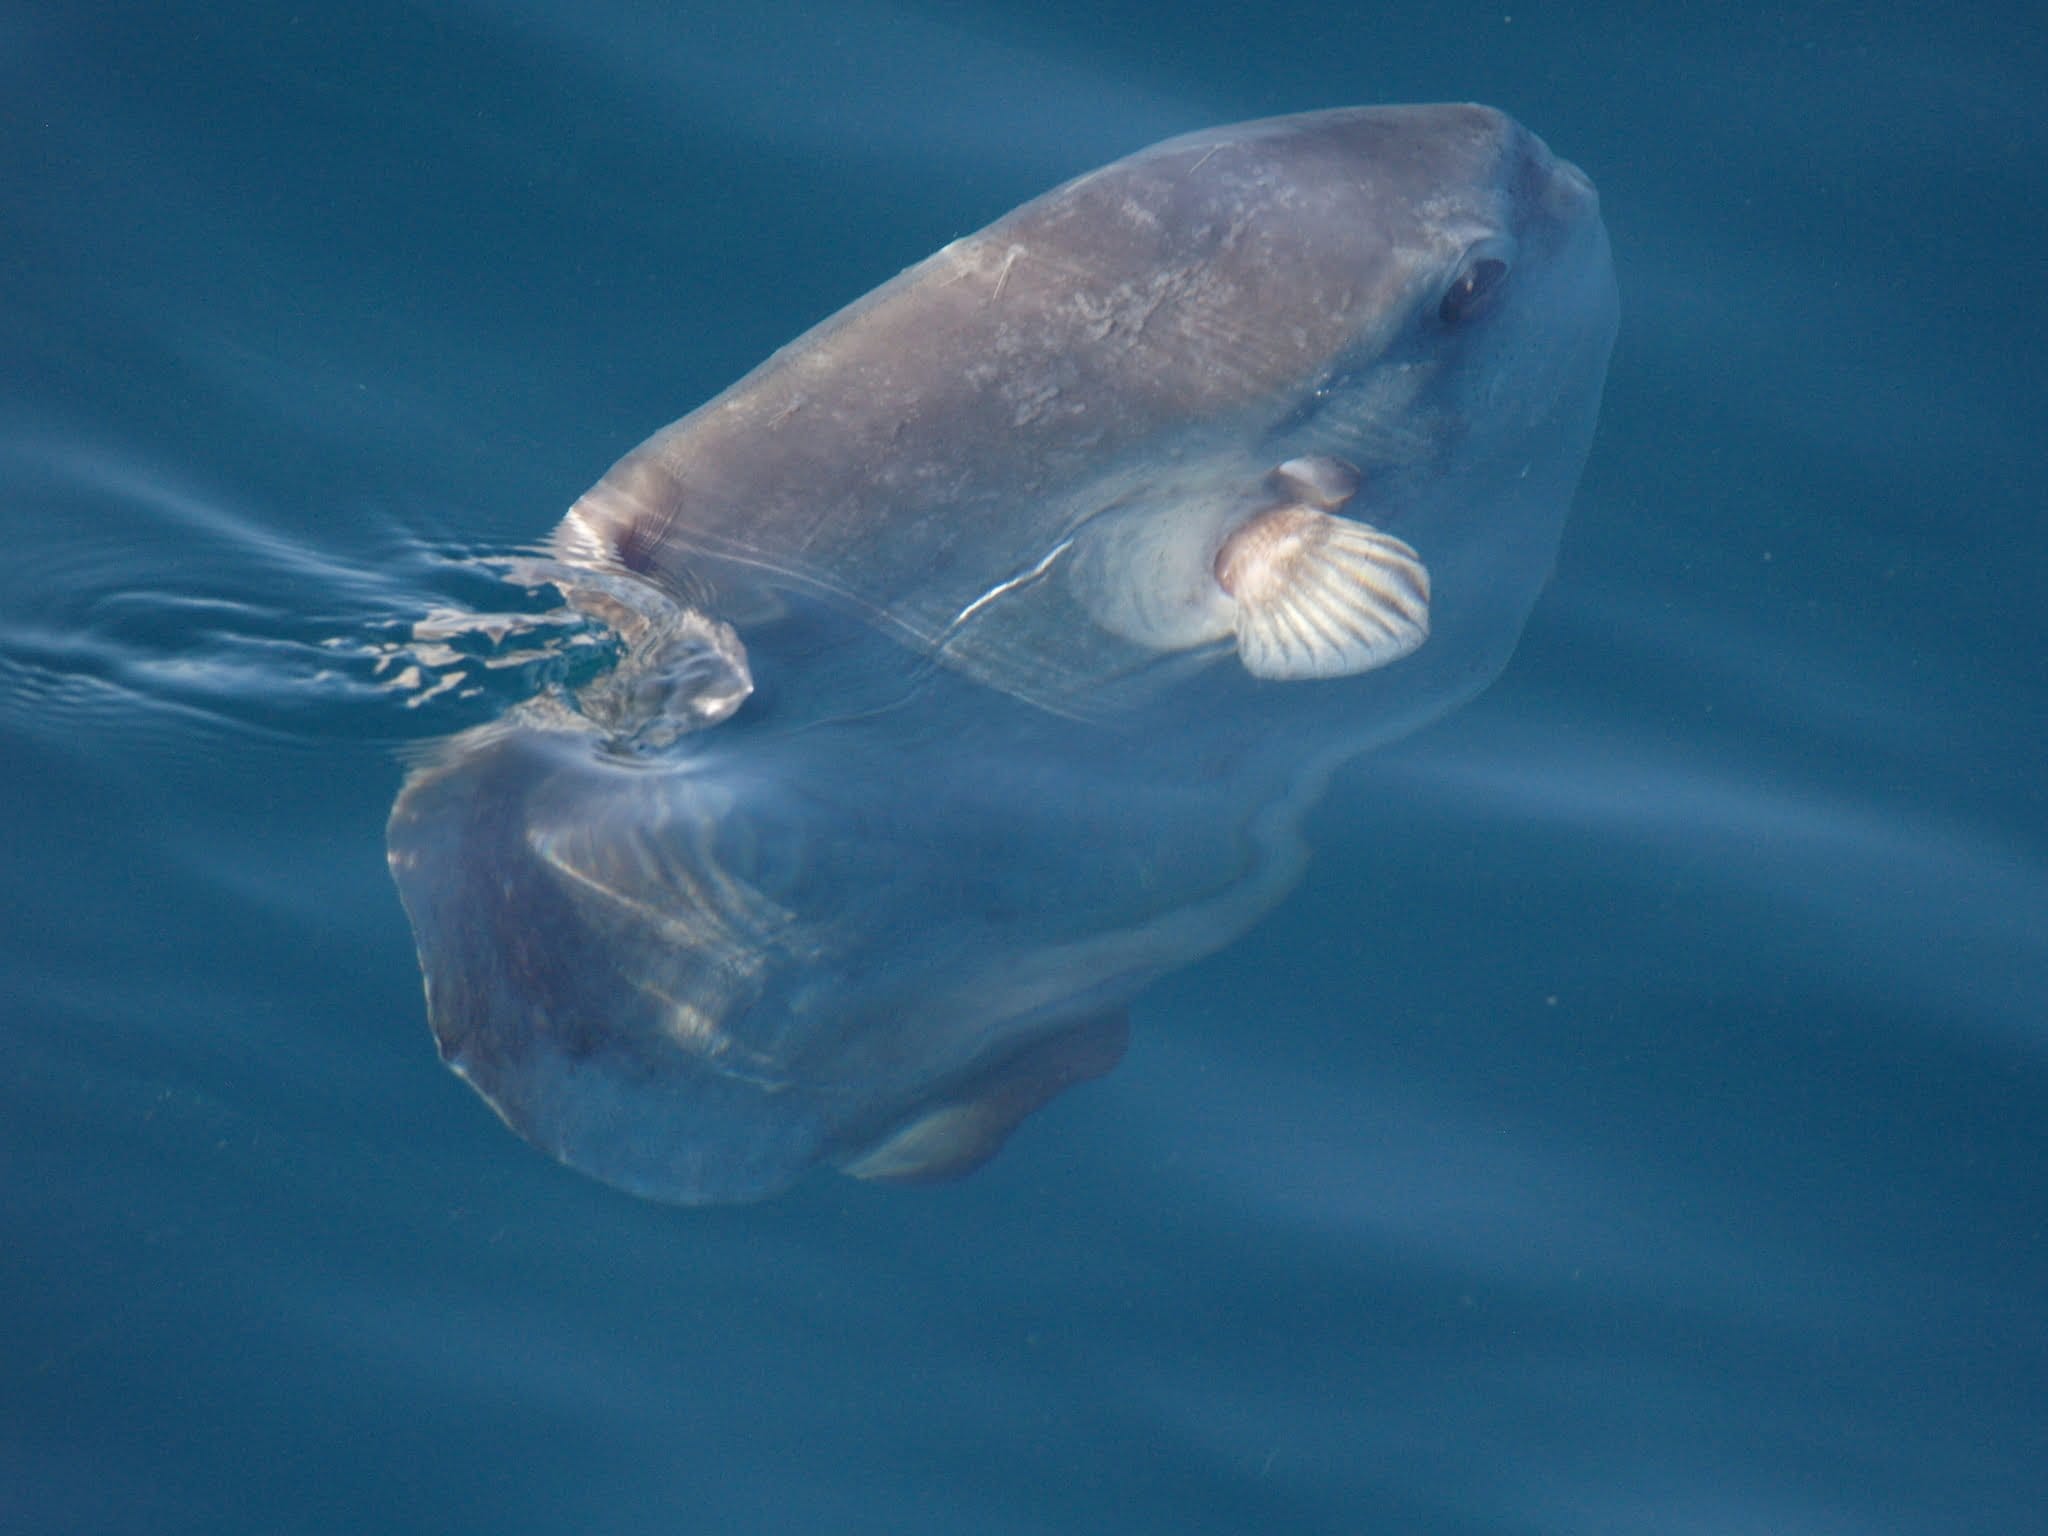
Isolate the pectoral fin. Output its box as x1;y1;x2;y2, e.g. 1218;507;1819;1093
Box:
1214;503;1430;681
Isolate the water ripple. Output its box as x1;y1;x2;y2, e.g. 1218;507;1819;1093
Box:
0;433;606;758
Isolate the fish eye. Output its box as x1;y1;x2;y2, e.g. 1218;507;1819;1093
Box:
1437;254;1510;326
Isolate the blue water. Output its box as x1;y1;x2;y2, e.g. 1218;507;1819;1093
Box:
4;3;2043;1532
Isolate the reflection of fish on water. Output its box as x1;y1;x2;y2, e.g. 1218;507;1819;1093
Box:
386;103;1620;1205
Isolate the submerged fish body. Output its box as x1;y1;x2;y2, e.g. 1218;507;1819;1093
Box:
388;104;1618;1203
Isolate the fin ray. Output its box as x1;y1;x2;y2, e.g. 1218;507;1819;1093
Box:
1215;506;1431;680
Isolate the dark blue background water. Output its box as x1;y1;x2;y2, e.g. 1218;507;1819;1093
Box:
4;3;2043;1531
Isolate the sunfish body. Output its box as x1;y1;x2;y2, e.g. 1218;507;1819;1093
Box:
389;105;1618;1203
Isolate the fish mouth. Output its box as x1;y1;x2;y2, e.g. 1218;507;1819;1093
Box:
1551;156;1597;208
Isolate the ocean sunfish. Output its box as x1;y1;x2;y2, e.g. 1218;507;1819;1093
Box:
388;104;1619;1203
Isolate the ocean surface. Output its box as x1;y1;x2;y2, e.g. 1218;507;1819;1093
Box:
3;3;2043;1532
